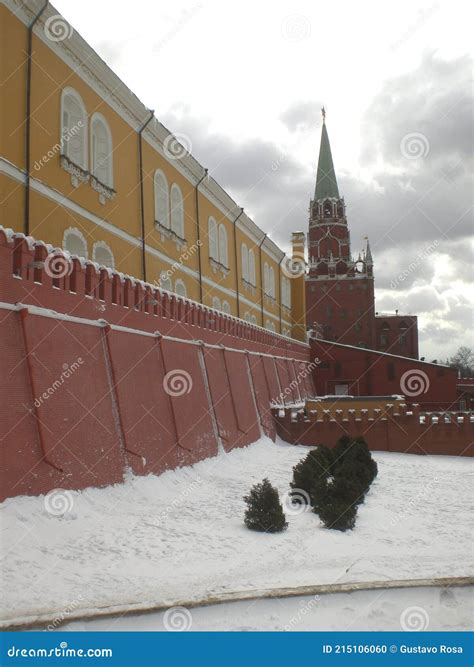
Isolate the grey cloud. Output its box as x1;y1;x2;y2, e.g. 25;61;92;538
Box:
279;100;324;133
160;54;472;358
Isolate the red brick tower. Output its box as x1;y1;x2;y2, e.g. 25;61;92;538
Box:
306;110;376;348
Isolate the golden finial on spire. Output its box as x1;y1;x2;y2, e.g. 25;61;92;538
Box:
321;106;326;122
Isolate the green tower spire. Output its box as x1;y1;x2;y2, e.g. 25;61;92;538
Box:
314;109;340;201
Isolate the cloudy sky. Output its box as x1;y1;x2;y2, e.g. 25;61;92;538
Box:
53;0;473;361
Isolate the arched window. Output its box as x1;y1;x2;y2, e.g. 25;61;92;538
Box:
281;276;291;308
241;243;249;282
61;87;87;170
264;262;269;295
269;266;275;298
92;241;114;269
248;249;256;286
170;184;184;239
222;300;231;314
212;296;221;311
90;113;113;187
208;217;218;260
251;314;257;325
266;320;276;332
63;227;88;259
160;272;172;291
175;279;187;298
218;224;228;268
154;170;169;228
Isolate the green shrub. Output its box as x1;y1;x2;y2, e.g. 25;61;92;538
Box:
290;445;333;507
316;476;359;531
243;478;288;533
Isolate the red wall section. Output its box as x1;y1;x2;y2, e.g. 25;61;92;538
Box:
19;311;125;484
310;339;457;411
220;349;261;449
0;229;316;501
159;338;219;464
247;355;275;440
103;329;183;475
273;406;473;457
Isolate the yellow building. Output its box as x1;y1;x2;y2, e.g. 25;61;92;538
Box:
0;0;305;339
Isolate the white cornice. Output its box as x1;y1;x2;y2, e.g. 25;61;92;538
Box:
3;0;290;265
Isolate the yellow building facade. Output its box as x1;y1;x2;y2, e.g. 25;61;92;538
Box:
0;0;304;338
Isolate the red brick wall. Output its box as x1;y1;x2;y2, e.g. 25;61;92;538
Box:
375;315;419;359
273;405;473;457
0;230;317;501
310;339;458;411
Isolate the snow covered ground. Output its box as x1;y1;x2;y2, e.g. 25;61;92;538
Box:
1;437;473;629
63;586;473;632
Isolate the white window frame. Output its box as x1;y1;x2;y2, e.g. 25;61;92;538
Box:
62;227;88;259
170;183;185;240
92;240;114;269
154;170;170;229
175;279;187;298
248;249;256;286
241;243;249;282
222;300;231;314
90;112;113;188
208;217;218;260
218;224;228;268
60;87;88;171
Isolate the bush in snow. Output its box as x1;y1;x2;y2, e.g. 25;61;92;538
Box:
315;475;359;532
311;436;378;531
333;436;378;498
243;478;288;533
290;445;333;507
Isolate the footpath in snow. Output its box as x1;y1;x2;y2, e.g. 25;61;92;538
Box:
62;585;473;632
1;437;472;626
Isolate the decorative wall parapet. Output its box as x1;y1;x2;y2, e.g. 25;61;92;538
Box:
0;227;309;360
